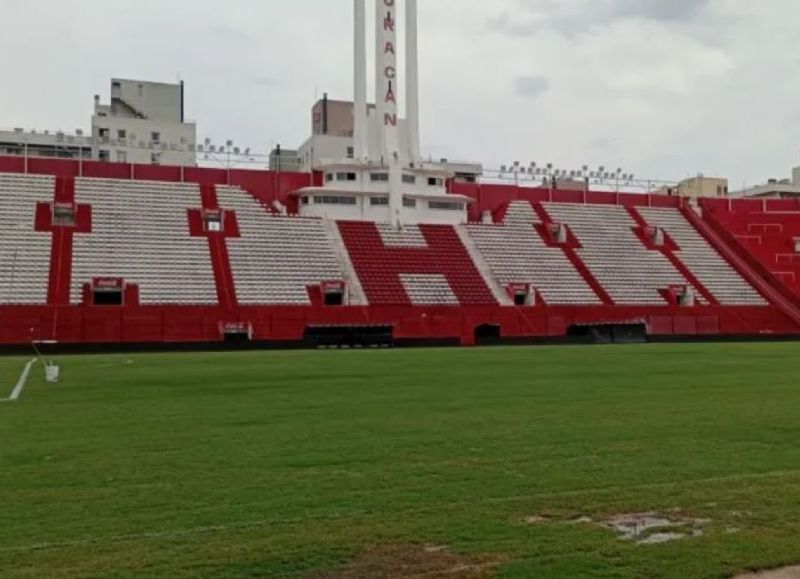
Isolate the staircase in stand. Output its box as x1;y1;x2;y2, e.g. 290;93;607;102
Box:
324;220;368;306
455;224;513;306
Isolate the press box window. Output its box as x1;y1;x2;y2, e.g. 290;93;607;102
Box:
313;195;357;205
429;201;464;211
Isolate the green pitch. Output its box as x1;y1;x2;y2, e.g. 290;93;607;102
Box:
2;343;800;578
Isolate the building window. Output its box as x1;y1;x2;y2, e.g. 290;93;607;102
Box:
151;152;161;165
98;150;110;162
370;197;389;206
301;196;310;205
325;173;334;182
402;174;416;185
403;197;417;208
429;201;464;211
336;172;357;182
370;173;389;182
116;151;127;163
313;195;357;206
117;129;127;140
346;146;354;159
151;131;161;143
428;177;444;187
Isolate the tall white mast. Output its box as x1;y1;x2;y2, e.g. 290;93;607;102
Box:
406;0;421;165
375;0;403;226
353;0;368;162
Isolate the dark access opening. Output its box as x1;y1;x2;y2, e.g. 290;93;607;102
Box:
93;289;123;306
324;292;344;306
567;322;647;345
474;324;502;345
304;325;393;348
221;322;252;345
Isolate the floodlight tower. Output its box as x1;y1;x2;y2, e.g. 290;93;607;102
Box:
406;0;421;165
353;0;422;227
353;0;368;162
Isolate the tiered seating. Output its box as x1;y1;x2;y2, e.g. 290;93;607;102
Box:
0;174;54;304
705;203;800;298
338;221;497;306
400;274;459;305
216;186;343;305
466;202;600;305
543;203;690;305
638;207;766;305
72;179;217;304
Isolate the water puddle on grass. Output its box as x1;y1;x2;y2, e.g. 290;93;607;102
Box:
603;512;707;545
734;566;800;579
524;511;709;545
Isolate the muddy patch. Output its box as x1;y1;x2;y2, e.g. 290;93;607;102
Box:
734;566;800;579
603;512;708;545
523;511;709;545
309;543;500;578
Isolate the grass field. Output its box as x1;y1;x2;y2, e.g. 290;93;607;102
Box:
2;344;800;578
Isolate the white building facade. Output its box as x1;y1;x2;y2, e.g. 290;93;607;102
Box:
92;79;196;166
293;0;473;227
0;79;196;166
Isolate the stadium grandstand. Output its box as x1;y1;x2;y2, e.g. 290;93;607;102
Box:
1;0;800;351
8;3;800;579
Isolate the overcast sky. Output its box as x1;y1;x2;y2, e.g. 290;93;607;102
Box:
1;0;799;188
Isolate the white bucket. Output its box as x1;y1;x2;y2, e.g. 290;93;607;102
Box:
45;364;60;384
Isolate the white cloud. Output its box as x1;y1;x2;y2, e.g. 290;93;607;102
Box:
0;0;797;188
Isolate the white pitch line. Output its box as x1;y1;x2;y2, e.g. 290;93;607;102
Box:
1;358;36;403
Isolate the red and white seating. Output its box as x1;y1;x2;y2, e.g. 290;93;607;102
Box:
638;207;765;305
337;221;497;306
72;178;217;305
216;185;344;305
701;199;800;299
0;174;54;304
466;202;601;305
544;203;694;305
